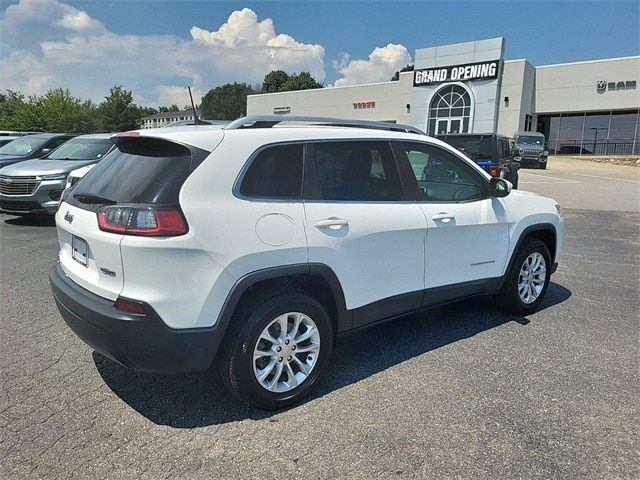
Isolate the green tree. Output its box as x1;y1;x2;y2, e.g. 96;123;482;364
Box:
97;85;141;132
281;72;322;91
200;83;256;120
0;90;28;130
391;64;414;81
261;70;290;93
138;106;158;118
34;88;98;133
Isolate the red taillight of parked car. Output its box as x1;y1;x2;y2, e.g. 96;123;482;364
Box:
97;205;188;236
488;166;500;177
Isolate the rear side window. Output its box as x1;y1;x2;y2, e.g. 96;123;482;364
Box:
240;144;303;198
305;141;401;201
66;137;203;211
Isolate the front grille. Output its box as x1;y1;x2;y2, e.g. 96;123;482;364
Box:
0;175;38;196
521;149;541;157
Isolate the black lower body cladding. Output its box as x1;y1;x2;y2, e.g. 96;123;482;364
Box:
49;263;224;374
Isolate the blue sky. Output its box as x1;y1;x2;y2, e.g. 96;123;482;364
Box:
70;0;640;68
1;0;638;105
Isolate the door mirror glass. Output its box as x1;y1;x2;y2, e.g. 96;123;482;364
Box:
490;177;511;197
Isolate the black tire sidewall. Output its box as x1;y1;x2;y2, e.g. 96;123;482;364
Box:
225;292;333;409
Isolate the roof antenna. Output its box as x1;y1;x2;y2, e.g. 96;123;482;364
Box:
187;86;200;125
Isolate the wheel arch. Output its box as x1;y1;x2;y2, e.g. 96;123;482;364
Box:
504;223;557;283
214;263;351;344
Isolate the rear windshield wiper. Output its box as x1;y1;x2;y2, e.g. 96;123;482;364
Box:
73;193;116;205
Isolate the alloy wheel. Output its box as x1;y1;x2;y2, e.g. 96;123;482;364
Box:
252;312;320;393
517;252;547;304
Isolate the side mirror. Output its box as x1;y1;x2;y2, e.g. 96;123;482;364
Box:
490;177;511;198
39;148;52;156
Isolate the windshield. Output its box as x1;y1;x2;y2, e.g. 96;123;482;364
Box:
0;136;47;156
46;138;113;161
443;136;493;160
516;135;544;146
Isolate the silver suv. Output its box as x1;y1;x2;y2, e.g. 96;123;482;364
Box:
0;134;114;216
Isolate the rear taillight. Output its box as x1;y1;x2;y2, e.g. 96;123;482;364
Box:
488;166;500;177
97;205;188;236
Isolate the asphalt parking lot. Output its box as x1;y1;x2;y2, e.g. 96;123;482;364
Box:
1;157;638;479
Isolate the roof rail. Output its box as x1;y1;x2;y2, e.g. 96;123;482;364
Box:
224;115;425;135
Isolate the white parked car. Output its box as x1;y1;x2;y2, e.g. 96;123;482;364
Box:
50;117;563;409
65;163;96;190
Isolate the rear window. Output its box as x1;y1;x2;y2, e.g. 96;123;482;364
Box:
66;137;206;211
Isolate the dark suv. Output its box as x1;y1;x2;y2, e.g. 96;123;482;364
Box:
0;133;76;169
436;133;519;188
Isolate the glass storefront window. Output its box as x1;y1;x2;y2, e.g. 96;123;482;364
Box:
537;110;639;155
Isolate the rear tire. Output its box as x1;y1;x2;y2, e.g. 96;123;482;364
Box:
497;239;551;315
218;290;334;410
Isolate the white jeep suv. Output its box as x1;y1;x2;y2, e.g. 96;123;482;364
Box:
50;117;563;409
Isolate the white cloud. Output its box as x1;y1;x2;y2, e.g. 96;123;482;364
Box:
0;1;325;105
155;85;205;108
333;43;412;86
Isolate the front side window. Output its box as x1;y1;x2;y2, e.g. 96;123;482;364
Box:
305;141;401;201
395;142;487;202
0;136;47;157
240;144;303;199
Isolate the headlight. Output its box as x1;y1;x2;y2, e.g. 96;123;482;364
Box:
41;173;68;181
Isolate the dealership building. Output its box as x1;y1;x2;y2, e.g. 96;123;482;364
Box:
247;37;640;155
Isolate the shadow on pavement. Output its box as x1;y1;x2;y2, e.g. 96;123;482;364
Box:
4;214;56;227
95;282;571;428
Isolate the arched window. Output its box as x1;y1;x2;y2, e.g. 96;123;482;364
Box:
427;84;472;135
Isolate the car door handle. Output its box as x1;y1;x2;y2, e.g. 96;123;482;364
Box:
315;217;349;228
432;212;454;222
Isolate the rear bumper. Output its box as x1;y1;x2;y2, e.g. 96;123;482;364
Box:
49;263;224;374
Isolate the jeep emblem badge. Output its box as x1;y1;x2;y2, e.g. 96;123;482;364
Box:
64;211;74;223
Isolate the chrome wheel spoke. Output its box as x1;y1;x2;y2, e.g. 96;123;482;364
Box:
284;363;299;388
253;349;273;361
295;342;320;354
257;358;277;382
259;331;278;345
295;327;317;343
268;363;284;391
277;314;289;340
292;356;311;375
291;313;304;337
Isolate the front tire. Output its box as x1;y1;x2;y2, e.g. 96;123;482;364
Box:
498;239;551;315
218;291;334;410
